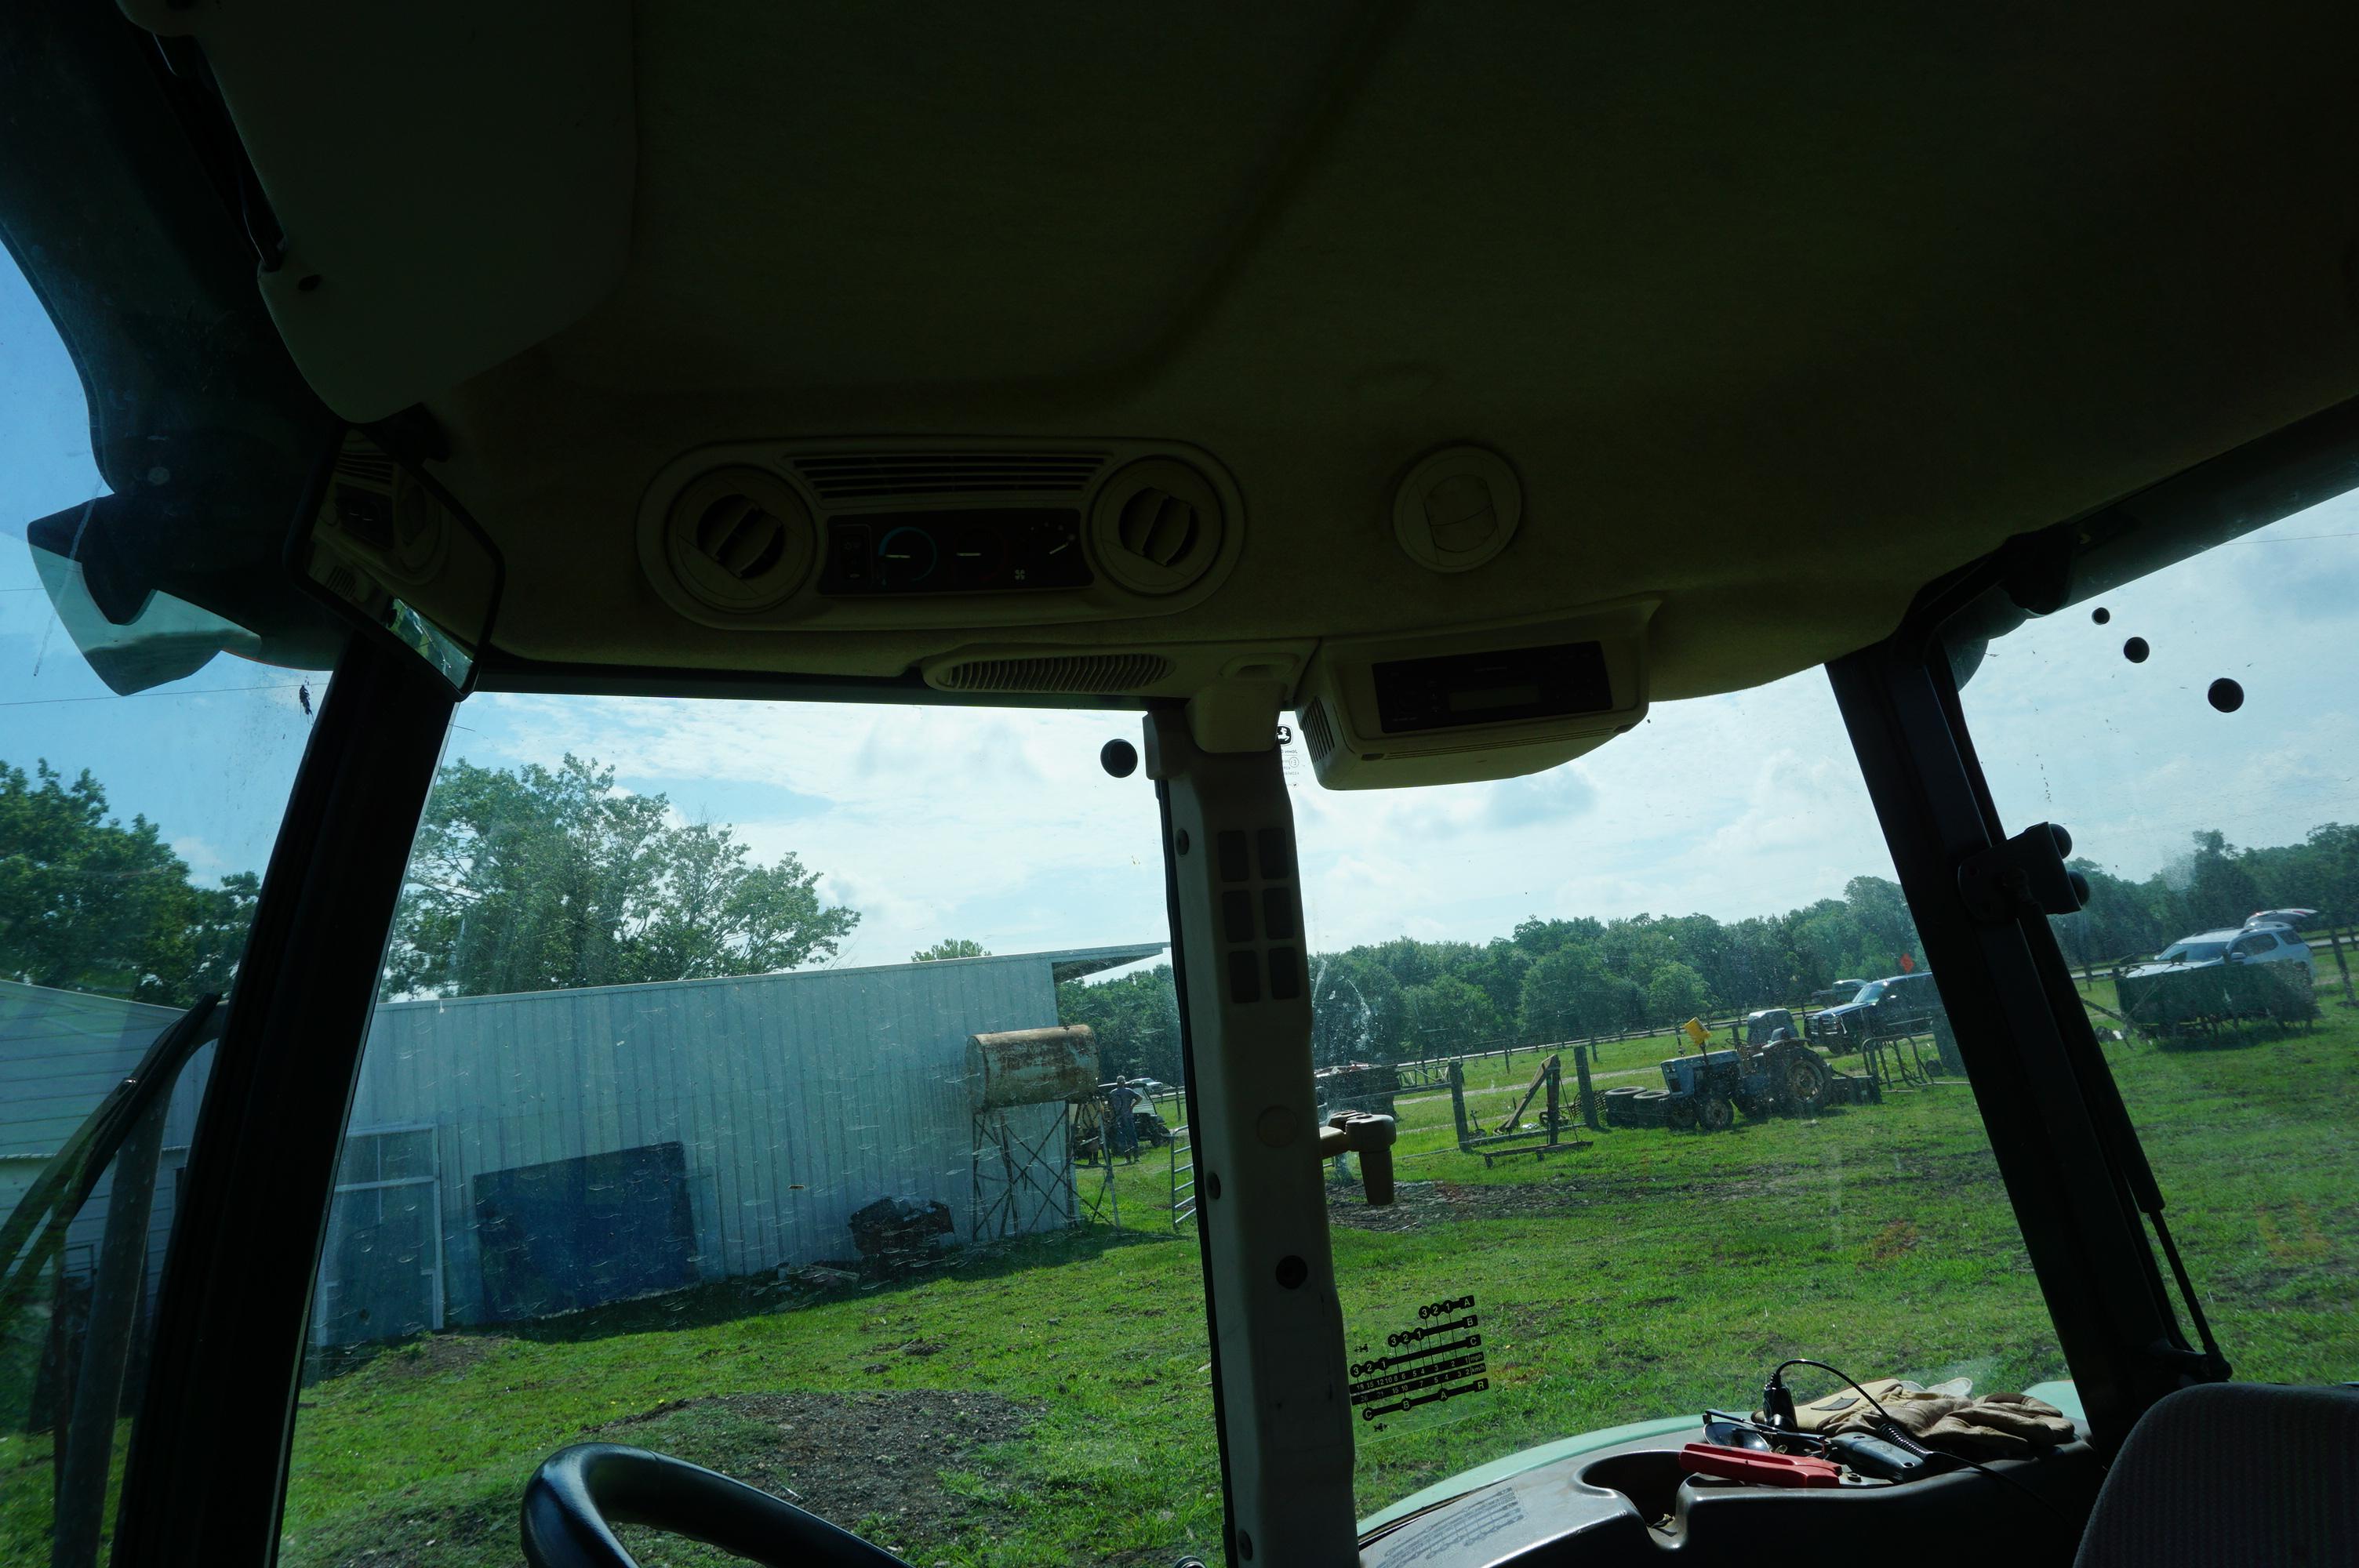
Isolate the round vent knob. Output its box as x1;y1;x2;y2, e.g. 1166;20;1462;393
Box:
380;472;449;587
1089;459;1224;596
1392;445;1522;573
663;466;816;612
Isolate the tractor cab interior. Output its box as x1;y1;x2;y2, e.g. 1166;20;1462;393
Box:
3;4;2357;1566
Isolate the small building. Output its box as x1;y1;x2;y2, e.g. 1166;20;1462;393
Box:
1;943;1163;1348
0;982;213;1334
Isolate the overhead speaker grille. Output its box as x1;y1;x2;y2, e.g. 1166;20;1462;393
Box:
938;653;1175;694
663;467;816;612
791;450;1109;500
1298;700;1338;764
1089;459;1224;596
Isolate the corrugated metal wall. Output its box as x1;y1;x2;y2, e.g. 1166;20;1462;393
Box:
343;951;1099;1336
0;982;213;1318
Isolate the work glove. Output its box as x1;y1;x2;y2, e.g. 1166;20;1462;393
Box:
1919;1392;2077;1459
1768;1378;2074;1457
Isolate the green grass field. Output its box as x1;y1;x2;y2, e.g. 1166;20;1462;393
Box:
7;996;2354;1568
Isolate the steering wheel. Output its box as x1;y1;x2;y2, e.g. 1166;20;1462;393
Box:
521;1443;913;1568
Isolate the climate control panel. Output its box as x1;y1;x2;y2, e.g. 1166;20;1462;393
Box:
817;509;1092;596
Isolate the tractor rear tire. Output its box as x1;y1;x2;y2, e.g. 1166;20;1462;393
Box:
1772;1044;1834;1116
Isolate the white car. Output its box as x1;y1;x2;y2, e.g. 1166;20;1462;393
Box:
2128;925;2315;982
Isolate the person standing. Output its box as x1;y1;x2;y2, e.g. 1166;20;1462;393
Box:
1107;1077;1143;1162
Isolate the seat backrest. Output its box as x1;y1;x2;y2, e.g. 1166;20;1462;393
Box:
2075;1383;2359;1568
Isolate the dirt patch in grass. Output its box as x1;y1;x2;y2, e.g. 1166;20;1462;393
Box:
305;1332;515;1388
1866;1219;1921;1261
1329;1179;1601;1232
311;1500;509;1566
304;1389;1039;1568
599;1388;1040;1559
377;1336;514;1381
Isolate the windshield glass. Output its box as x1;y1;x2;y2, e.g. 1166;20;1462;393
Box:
1851;980;1888;1004
0;249;333;1564
1284;673;2069;1525
1947;495;2359;1386
278;695;1217;1567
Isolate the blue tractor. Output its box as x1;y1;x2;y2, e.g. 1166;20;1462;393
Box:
1605;1022;1838;1131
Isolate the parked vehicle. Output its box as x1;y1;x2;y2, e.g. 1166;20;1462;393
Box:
1736;1007;1805;1047
1809;979;1867;1009
1809;971;1942;1051
2117;926;2317;1035
1603;1036;1840;1132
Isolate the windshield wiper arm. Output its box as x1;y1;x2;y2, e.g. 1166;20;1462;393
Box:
0;993;220;1315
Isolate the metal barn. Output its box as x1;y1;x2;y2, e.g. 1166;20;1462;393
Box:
1;943;1161;1350
314;943;1161;1345
0;982;213;1334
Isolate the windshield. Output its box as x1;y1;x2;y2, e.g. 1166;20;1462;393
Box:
1285;672;2067;1524
1948;495;2359;1385
0;248;333;1564
1850;979;1888;1004
278;695;1216;1566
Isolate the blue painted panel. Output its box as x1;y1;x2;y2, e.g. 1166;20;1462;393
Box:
474;1142;695;1320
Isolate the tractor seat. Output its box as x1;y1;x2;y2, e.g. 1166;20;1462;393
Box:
2073;1382;2359;1566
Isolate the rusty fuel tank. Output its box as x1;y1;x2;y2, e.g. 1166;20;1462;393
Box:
967;1025;1101;1109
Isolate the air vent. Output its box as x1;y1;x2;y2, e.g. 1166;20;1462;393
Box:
938;653;1176;694
1299;699;1337;764
333;448;398;486
1089;459;1225;596
791;451;1109;501
663;467;816;612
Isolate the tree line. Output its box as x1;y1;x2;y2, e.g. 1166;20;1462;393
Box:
8;753;2351;1076
1065;824;2359;1078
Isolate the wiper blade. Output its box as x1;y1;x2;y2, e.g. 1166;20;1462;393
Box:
0;993;221;1316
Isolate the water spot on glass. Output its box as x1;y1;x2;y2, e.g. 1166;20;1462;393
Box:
2122;637;2150;663
2090;606;2110;625
2208;677;2245;713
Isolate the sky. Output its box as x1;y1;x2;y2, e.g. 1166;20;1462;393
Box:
5;248;2356;973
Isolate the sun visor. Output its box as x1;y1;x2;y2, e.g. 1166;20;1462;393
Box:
120;0;636;423
24;480;344;694
27;529;261;695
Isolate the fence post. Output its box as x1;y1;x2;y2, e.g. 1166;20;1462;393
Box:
1447;1058;1474;1152
1572;1044;1599;1131
2335;924;2357;1008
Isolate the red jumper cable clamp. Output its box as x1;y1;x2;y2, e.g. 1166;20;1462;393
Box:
1678;1443;1845;1489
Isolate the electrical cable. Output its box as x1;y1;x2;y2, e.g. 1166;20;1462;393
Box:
1767;1359;2079;1534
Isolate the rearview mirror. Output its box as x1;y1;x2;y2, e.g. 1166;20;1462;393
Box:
295;430;501;691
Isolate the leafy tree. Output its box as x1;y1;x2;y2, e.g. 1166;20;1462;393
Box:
911;938;990;962
1456;939;1536;1018
2179;829;2267;932
383;754;858;997
1644;960;1710;1025
0;760;255;1004
1400;974;1503;1056
1056;965;1181;1082
1843;876;1921;971
1518;945;1630;1040
1310;953;1403;1066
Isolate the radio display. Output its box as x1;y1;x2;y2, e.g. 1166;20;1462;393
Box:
1372;642;1612;735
